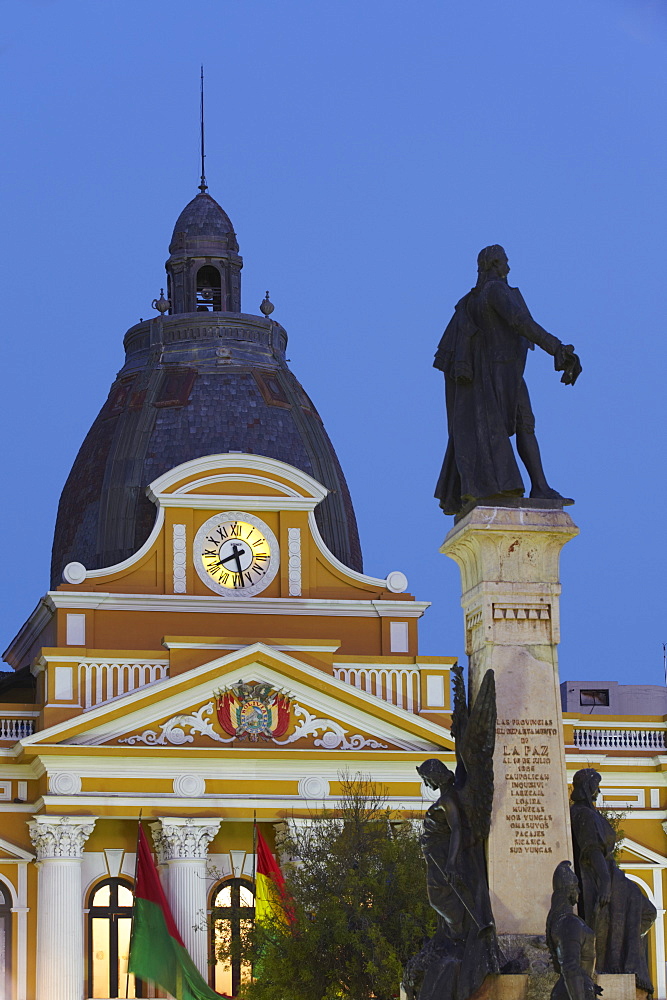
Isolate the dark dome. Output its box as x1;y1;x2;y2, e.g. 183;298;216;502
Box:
169;192;238;257
50;312;362;583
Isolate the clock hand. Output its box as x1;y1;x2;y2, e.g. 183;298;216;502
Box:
231;543;244;576
219;544;246;576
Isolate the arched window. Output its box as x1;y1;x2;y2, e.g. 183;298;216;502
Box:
87;878;142;999
210;878;255;997
0;881;12;1000
196;265;222;312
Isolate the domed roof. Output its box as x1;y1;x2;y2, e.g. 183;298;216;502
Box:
169;192;238;257
51;191;363;583
51;311;363;584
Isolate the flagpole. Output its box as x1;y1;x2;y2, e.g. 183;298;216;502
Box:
252;810;257;887
126;810;143;999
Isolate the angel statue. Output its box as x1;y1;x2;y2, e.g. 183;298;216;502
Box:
403;666;502;1000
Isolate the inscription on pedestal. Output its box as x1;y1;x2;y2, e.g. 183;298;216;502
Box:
498;717;559;855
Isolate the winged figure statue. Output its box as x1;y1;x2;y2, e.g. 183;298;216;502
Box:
404;666;501;1000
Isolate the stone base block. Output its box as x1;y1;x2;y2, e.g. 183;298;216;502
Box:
465;973;640;1000
596;975;643;1000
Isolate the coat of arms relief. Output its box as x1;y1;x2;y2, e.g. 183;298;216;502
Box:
118;680;388;751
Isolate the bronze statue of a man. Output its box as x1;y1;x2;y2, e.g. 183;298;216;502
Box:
434;245;581;516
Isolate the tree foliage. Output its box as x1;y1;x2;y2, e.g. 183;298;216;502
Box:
225;773;435;1000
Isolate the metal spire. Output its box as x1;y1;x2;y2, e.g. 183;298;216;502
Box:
199;65;207;194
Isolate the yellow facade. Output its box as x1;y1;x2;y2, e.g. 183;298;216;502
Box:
0;453;665;998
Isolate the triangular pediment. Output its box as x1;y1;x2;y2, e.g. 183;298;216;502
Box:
618;837;667;867
22;644;452;754
0;837;34;863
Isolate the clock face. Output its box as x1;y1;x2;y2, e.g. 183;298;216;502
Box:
193;511;279;597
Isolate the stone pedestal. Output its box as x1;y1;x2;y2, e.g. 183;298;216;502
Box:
467;973;638;1000
28;815;96;1000
151;817;221;977
442;504;578;935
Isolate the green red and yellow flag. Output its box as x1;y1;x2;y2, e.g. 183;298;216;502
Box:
129;824;225;1000
254;826;294;925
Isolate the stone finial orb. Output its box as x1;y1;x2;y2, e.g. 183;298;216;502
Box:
152;288;170;314
260;291;274;317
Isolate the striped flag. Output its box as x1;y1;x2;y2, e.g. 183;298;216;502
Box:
255;826;293;924
129;824;225;999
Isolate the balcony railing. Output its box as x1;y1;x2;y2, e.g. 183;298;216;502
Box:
0;715;36;741
573;728;666;751
79;661;169;709
334;665;420;712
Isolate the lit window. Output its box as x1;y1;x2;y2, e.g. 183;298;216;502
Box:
580;689;610;707
210;878;255;997
88;878;142;998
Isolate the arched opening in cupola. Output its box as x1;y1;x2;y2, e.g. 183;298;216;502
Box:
196;265;222;311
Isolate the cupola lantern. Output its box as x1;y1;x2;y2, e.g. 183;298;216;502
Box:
165;192;243;313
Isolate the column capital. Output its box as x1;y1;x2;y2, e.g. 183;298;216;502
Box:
28;815;96;861
150;817;220;862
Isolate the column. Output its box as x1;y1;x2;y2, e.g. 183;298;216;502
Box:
151;817;221;977
442;504;577;935
28;815;96;1000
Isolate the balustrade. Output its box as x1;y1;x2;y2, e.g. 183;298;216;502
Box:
334;665;420;711
573;728;666;750
79;661;169;709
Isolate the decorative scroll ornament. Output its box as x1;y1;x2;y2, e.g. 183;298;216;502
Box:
118;686;387;751
216;681;292;742
119;702;235;746
273;703;387;751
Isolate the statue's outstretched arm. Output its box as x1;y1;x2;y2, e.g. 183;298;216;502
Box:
489;281;581;384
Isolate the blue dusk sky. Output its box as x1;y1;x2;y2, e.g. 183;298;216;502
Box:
0;0;665;686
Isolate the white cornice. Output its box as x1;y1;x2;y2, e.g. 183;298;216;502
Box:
17;756;439;781
163;640;341;653
147;454;330;501
566;755;667;768
44;592;430;618
31;794;431;812
2;597;54;668
564;772;667;787
566;717;667;730
155;495;320;512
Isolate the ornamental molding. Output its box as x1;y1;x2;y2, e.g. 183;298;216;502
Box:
173;524;187;594
287;528;302;596
173;774;206;797
28;816;96;860
274;703;387;751
150;817;220;861
46;592;430;619
118;695;387;752
48;772;82;795
119;702;233;746
147;454;330;502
